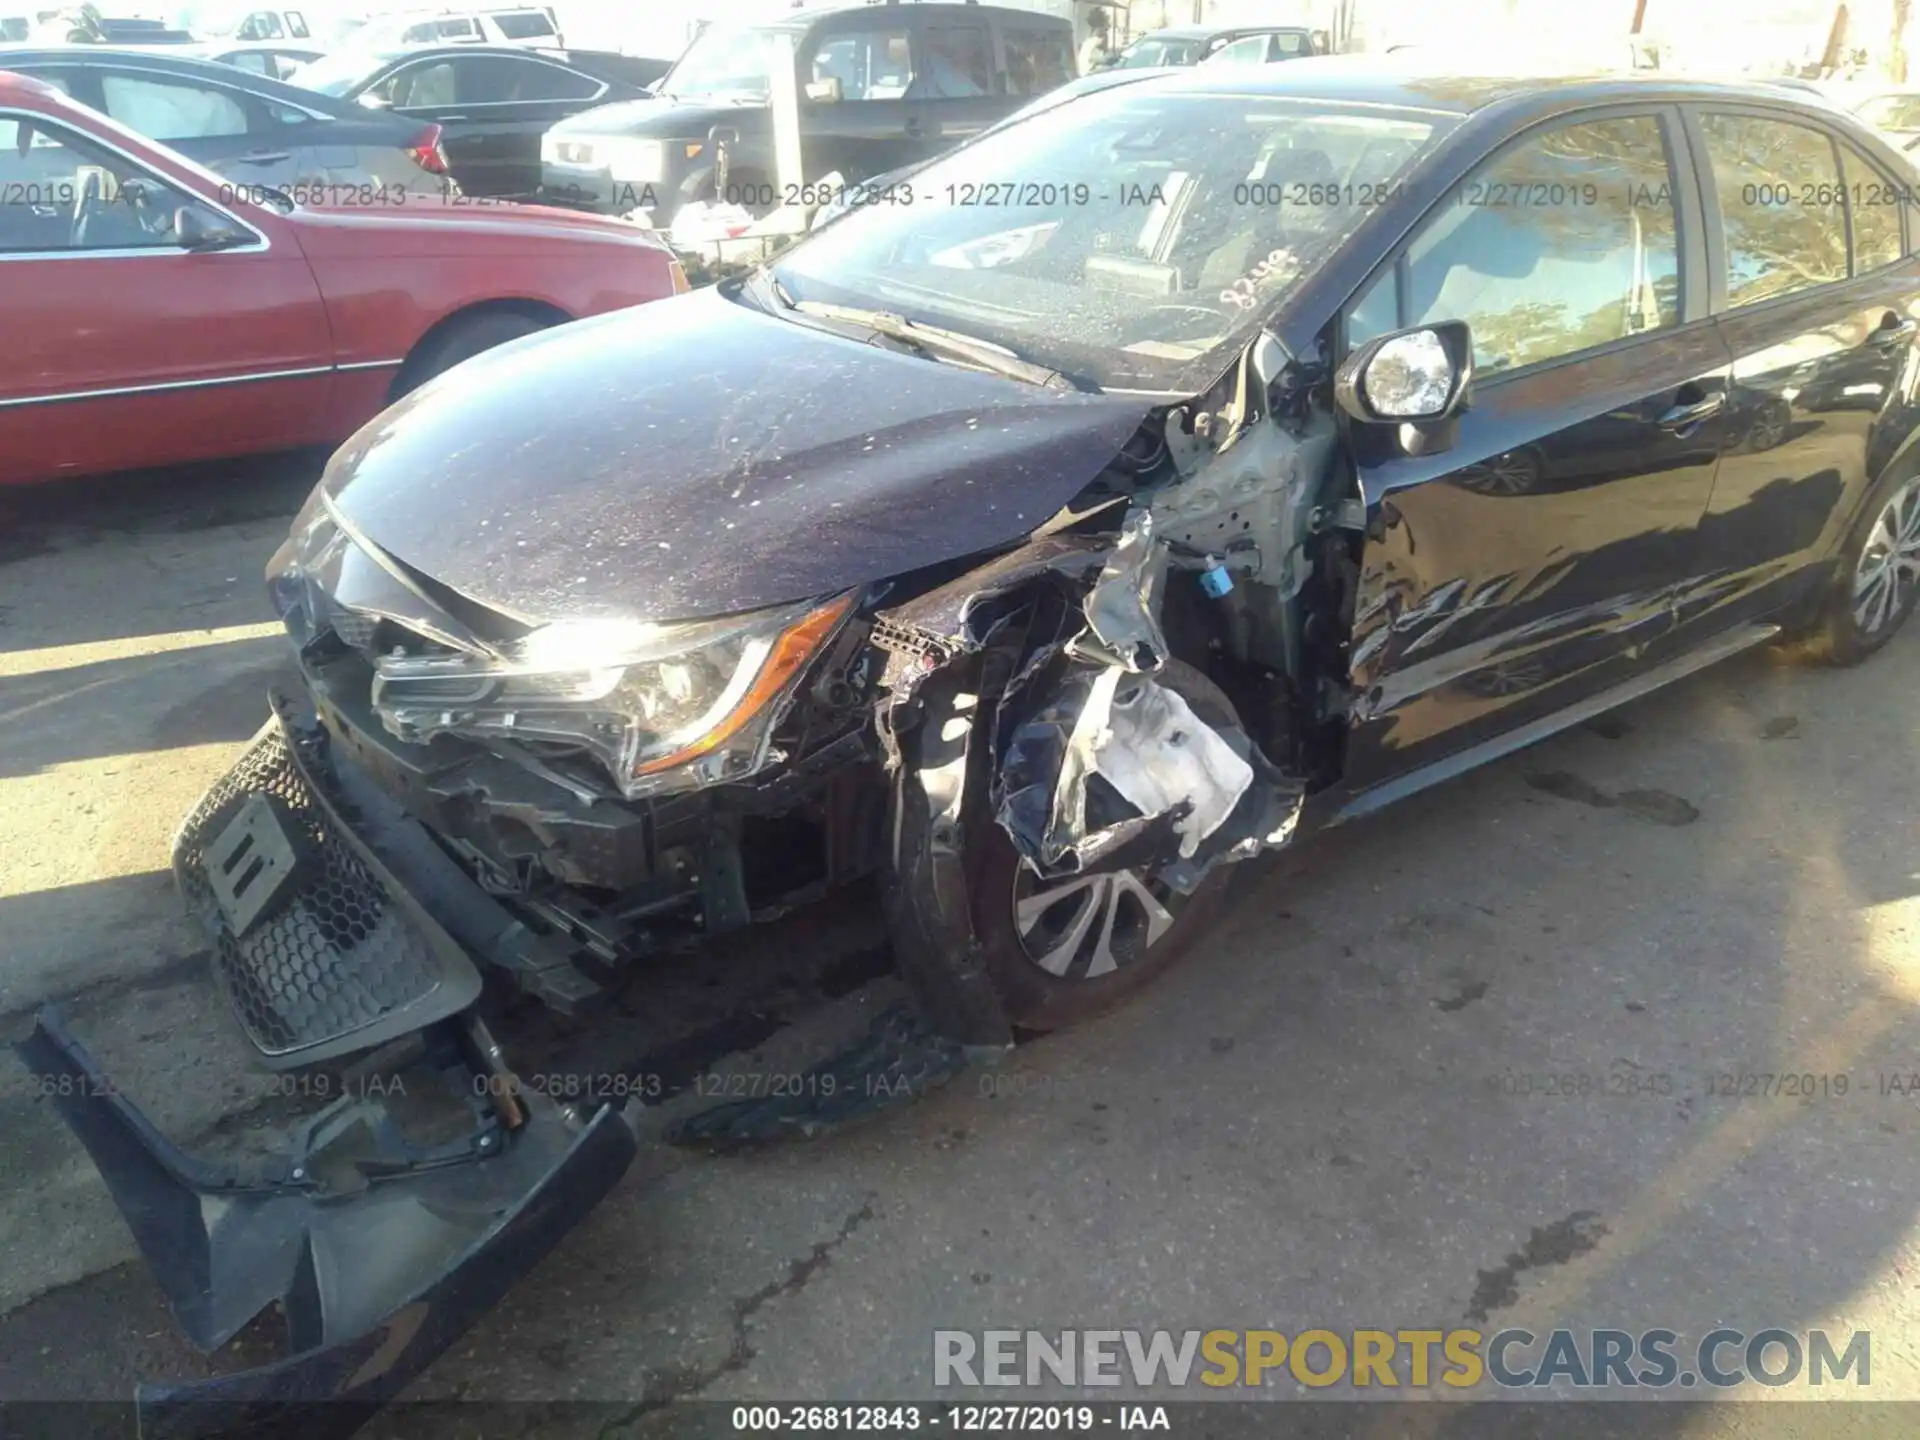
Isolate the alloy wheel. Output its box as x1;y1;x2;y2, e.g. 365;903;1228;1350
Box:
1852;478;1920;637
1012;865;1188;980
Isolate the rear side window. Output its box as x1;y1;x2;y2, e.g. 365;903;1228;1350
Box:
1271;31;1311;58
808;26;913;101
378;61;455;106
1697;113;1847;307
1839;141;1903;271
1353;114;1681;373
1209;34;1270;65
911;23;992;98
493;12;556;40
100;75;252;140
504;59;600;101
1001;25;1071;96
286;11;309;38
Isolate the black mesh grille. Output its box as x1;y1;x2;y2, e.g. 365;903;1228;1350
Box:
173;725;450;1059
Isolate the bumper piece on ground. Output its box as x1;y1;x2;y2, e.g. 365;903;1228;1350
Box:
171;708;482;1068
17;1008;639;1440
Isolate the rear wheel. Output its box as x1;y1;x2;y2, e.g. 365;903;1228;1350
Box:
965;660;1239;1032
1784;471;1920;666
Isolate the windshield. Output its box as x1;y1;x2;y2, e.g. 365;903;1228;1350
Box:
286;47;395;95
772;88;1446;394
1118;37;1200;68
657;22;782;100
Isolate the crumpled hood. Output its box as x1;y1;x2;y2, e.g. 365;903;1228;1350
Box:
319;286;1153;625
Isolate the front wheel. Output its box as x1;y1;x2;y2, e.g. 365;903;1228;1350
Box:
400;311;553;397
965;660;1239;1032
1785;470;1920;665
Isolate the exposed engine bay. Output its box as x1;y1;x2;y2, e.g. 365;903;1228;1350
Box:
250;328;1365;1050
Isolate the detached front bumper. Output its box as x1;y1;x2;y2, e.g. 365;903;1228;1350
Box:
16;703;642;1437
18;1010;637;1440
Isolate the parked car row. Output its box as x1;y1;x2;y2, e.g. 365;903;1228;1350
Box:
292;42;665;198
0;46;457;195
0;69;686;484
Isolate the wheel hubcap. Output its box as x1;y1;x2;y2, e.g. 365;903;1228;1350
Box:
1012;866;1184;980
1853;479;1920;636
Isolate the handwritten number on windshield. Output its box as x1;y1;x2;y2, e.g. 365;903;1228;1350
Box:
1220;246;1294;313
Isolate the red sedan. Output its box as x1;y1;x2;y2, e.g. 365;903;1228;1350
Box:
0;71;687;486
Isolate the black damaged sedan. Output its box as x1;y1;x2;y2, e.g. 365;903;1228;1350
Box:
26;67;1920;1432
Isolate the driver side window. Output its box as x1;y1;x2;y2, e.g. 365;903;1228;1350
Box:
1350;113;1682;375
0;115;195;254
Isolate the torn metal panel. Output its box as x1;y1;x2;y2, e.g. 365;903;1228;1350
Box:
881;536;1109;653
880;663;1016;1049
996;662;1271;882
1079;669;1255;859
1068;508;1171;674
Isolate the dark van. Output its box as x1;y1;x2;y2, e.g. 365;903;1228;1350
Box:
538;0;1074;224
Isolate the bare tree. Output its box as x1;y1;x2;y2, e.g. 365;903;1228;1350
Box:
1895;0;1912;84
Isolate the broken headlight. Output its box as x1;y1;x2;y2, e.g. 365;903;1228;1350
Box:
370;593;854;799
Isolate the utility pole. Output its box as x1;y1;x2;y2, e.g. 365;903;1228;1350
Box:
1895;0;1911;83
1629;0;1647;31
1818;2;1849;75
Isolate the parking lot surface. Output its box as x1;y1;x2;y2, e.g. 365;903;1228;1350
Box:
3;462;1920;1438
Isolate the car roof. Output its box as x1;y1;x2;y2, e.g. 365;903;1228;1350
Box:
1102;61;1859;118
333;42;586;65
0;43;332;98
770;1;1066;28
1136;25;1311;42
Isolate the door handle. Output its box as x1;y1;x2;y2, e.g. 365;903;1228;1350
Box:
1656;393;1726;432
241;151;292;164
1870;314;1917;347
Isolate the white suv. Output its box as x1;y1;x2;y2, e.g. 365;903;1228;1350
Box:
345;7;563;50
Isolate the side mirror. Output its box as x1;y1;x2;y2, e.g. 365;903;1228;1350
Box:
175;204;250;251
1334;321;1474;453
804;76;841;103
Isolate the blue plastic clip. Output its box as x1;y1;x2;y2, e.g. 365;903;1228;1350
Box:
1199;562;1234;599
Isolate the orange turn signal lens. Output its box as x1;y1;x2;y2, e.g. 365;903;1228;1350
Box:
632;594;853;777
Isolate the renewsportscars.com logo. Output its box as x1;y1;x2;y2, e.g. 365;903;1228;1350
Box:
933;1328;1871;1391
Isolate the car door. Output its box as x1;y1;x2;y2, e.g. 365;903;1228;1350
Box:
997;19;1074;98
1667;106;1920;640
797;13;919;184
0;107;334;483
380;53;596;196
86;66;299;186
905;14;1001;143
1337;106;1731;797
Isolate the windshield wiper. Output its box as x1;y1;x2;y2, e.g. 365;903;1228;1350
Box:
792;300;1073;390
